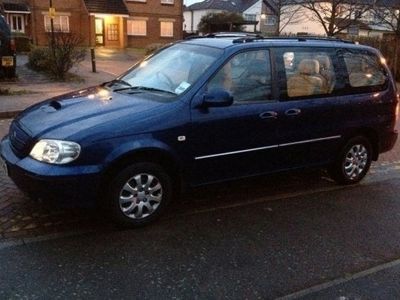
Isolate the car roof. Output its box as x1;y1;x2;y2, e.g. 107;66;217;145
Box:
181;36;375;52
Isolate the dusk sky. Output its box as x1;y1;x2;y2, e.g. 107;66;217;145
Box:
184;0;202;6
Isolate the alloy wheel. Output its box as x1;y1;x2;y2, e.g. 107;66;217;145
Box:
343;144;369;180
119;173;163;219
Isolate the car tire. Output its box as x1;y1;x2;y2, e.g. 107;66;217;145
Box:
108;162;172;227
329;136;372;185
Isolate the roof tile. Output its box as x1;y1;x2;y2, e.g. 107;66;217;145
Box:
82;0;129;15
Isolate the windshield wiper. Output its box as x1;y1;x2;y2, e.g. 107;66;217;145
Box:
103;79;132;89
114;86;177;95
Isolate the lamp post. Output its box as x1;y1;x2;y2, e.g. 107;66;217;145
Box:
49;0;55;56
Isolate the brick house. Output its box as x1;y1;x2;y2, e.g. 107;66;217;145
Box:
124;0;184;48
1;0;31;35
1;0;183;48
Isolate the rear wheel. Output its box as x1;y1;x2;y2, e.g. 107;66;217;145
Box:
329;136;372;185
108;162;172;227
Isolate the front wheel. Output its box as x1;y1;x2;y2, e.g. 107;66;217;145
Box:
108;162;172;227
329;136;372;185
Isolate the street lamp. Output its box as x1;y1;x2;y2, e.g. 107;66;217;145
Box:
49;0;55;55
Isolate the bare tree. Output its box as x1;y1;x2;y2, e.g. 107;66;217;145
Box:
266;0;305;34
371;0;400;77
300;0;373;36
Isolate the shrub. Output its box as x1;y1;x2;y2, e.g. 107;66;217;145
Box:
28;47;50;72
198;12;245;34
28;32;86;80
47;32;86;79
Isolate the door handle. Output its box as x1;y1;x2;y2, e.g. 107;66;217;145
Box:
285;108;301;116
259;111;278;119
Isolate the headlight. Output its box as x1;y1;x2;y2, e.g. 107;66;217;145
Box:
30;139;81;164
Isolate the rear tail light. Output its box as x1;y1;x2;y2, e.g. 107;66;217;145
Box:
396;94;399;123
10;38;16;52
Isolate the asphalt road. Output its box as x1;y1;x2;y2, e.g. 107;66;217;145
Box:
1;173;400;299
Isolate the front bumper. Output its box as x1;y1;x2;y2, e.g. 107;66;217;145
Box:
1;136;102;207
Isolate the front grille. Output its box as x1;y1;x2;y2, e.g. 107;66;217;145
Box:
9;121;32;157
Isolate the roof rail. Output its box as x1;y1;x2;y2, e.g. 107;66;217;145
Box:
232;36;354;44
184;32;264;40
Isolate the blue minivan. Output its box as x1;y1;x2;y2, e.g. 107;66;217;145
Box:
1;37;398;226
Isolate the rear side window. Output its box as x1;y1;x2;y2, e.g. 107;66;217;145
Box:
343;50;387;89
282;50;336;98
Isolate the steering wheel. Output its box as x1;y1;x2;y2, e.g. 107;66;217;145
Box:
156;71;174;91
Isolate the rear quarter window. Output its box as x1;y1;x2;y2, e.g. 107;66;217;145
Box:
342;50;387;91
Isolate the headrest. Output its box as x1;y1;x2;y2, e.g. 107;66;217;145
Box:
298;59;320;75
316;56;330;69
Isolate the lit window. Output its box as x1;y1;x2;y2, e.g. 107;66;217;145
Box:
160;21;173;37
107;24;119;41
44;15;69;32
127;20;147;36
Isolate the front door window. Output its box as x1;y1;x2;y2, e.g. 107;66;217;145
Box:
107;24;119;41
207;50;272;102
95;18;104;46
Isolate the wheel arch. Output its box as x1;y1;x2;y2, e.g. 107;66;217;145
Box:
99;147;184;201
341;127;379;161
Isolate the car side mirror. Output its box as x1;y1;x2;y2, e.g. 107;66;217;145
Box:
202;89;233;108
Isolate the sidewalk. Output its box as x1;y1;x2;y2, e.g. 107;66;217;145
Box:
0;48;144;117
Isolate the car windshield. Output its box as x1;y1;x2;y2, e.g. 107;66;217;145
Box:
116;43;223;98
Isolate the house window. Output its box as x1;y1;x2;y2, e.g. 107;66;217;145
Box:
10;15;24;33
127;20;147;36
107;24;119;41
160;21;173;37
44;15;69;32
265;15;276;26
161;0;174;4
244;14;256;22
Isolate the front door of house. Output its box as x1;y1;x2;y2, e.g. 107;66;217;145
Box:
95;18;104;46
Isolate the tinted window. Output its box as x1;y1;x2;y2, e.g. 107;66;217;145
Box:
283;50;336;98
207;50;272;102
343;50;386;89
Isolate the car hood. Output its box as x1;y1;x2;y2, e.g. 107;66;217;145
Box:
15;86;169;141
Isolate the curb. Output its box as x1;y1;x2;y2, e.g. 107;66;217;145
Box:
0;110;22;119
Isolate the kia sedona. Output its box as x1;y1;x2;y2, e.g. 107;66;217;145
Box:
1;36;398;227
